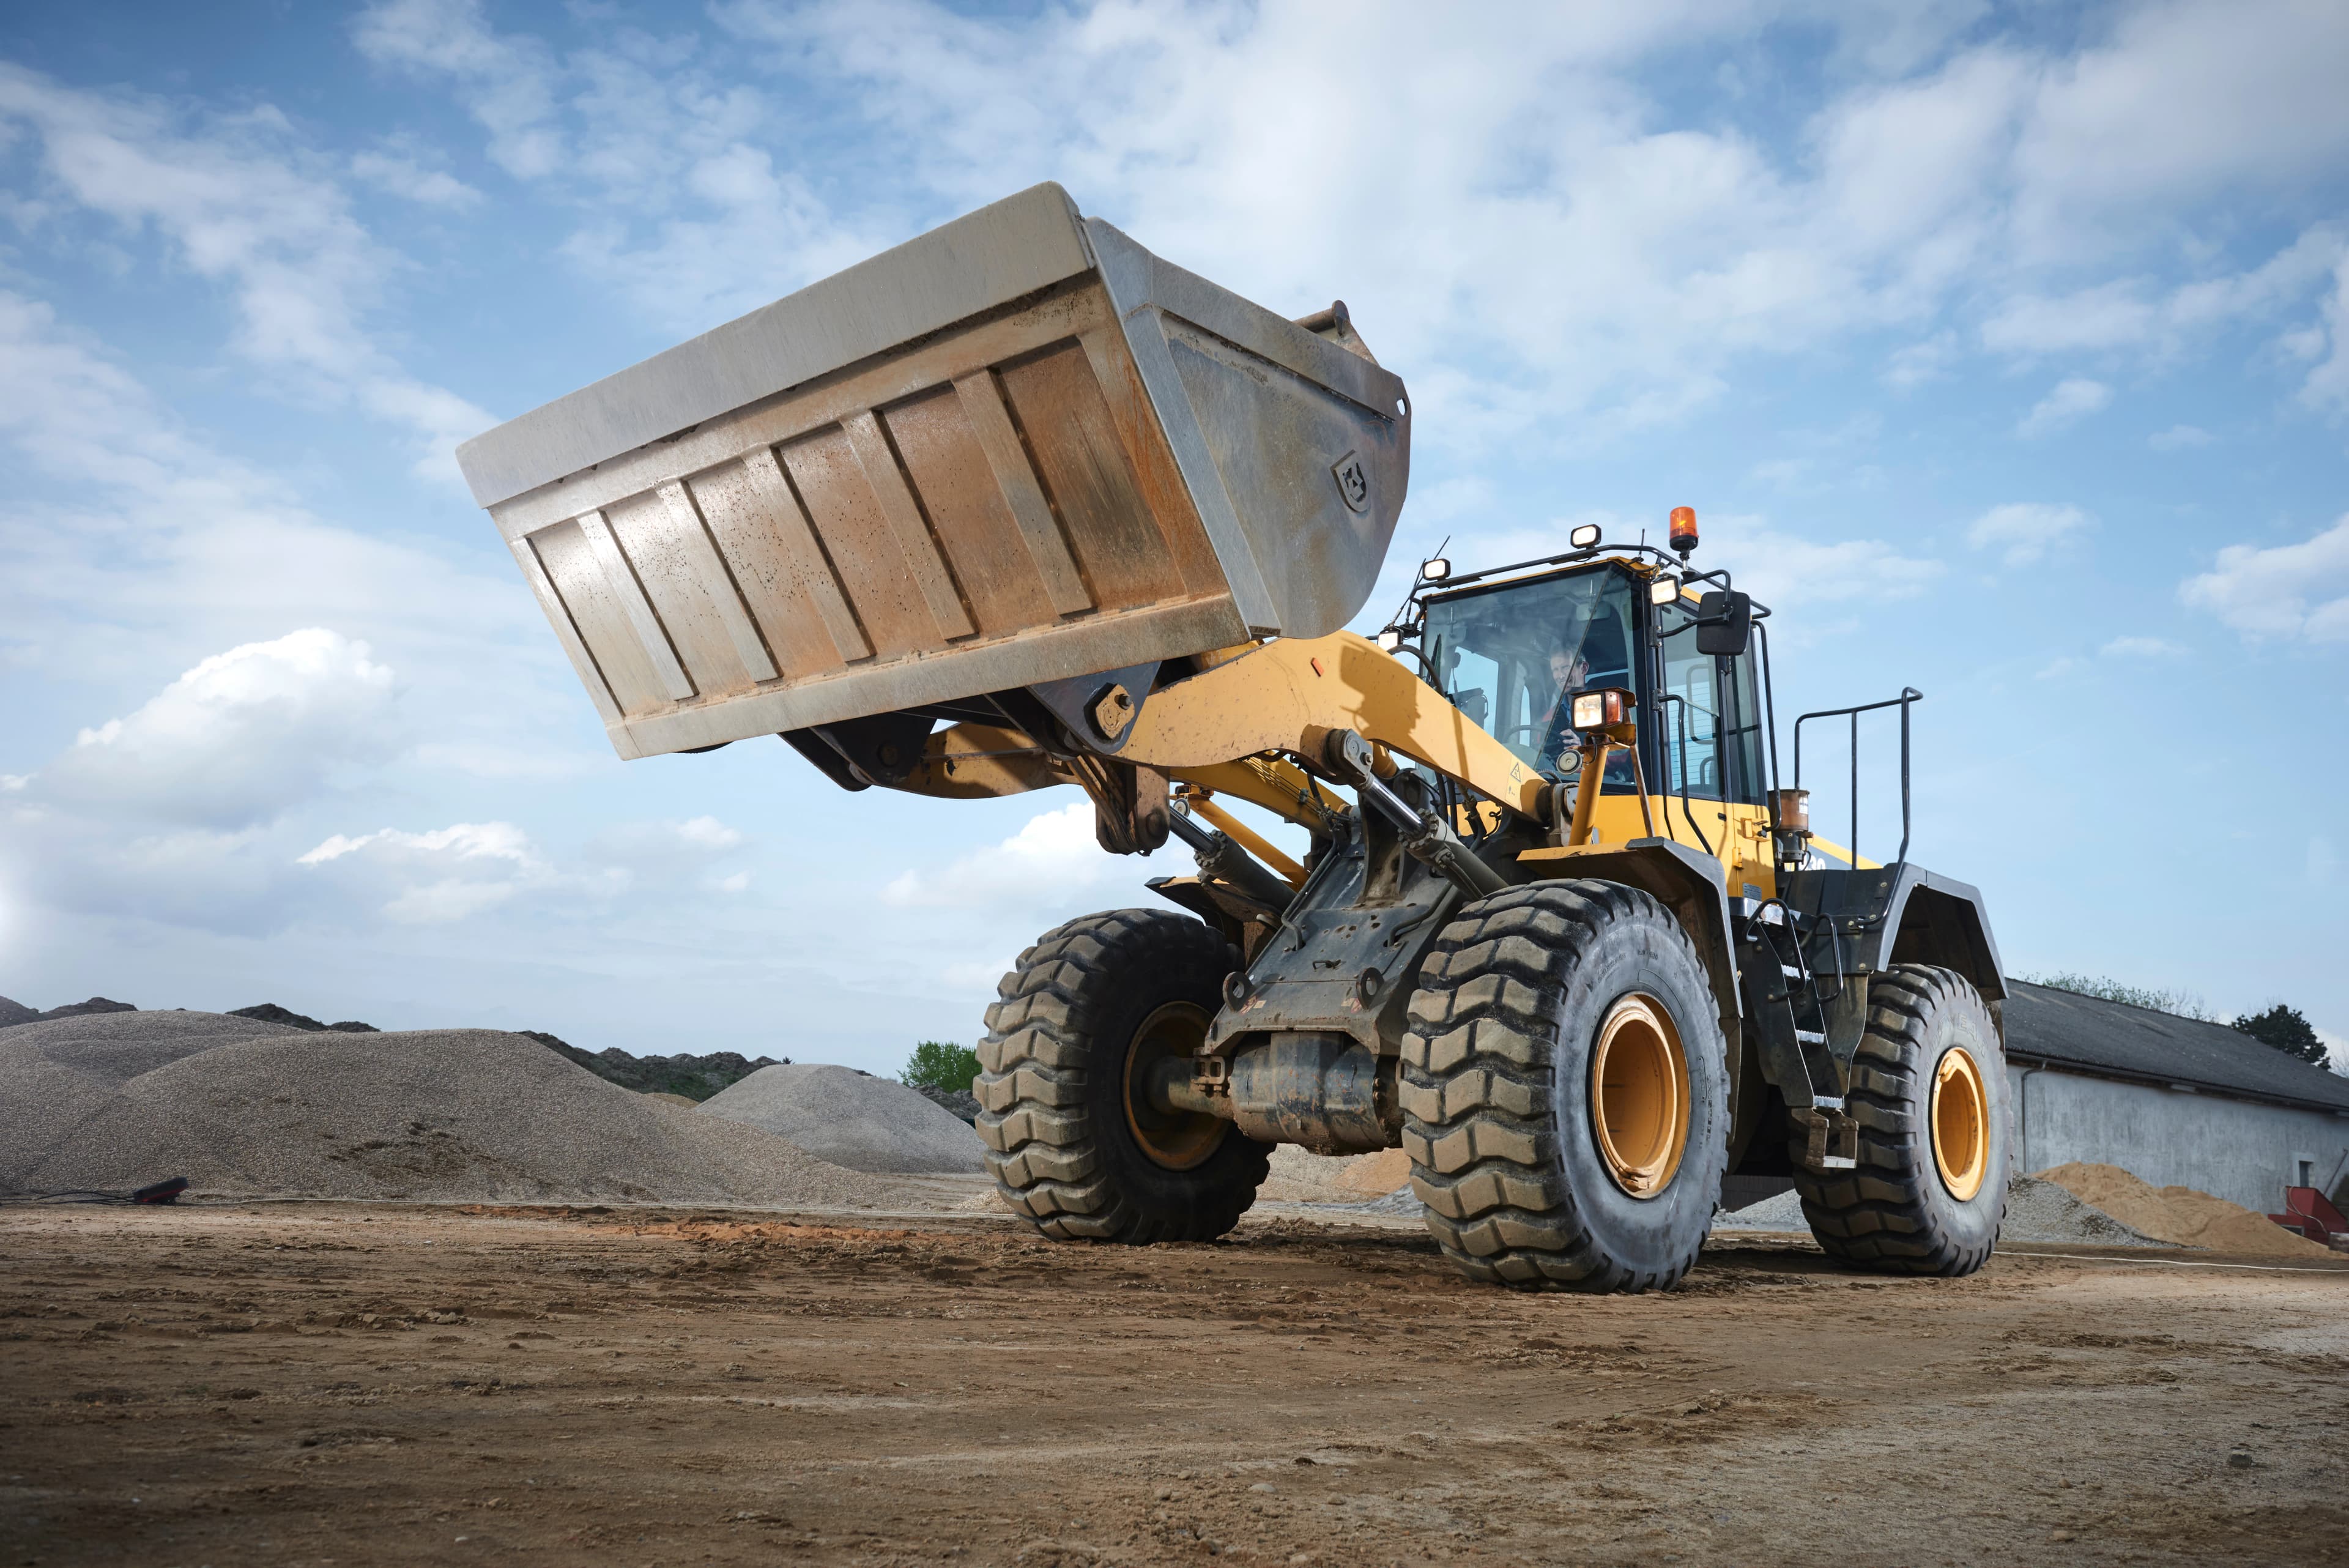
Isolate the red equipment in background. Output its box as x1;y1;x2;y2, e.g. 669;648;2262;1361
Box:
2269;1186;2349;1252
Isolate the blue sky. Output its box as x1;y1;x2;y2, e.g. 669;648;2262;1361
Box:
2;1;2345;1072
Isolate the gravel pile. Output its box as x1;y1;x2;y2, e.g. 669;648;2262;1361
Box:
698;1064;985;1174
0;995;37;1028
1;1011;891;1208
2;1009;308;1089
2002;1173;2169;1246
1711;1173;2169;1247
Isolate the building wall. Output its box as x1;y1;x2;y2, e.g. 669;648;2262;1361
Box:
2006;1065;2349;1213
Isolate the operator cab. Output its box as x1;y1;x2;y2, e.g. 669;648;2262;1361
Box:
1416;555;1771;812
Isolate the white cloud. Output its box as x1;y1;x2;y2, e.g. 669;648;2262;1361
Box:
338;0;2349;462
33;630;396;829
0;290;551;754
2179;516;2349;643
1885;331;1958;390
2099;636;2182;659
349;149;482;208
295;820;627;925
2016;379;2111;439
2303;255;2349;415
351;0;565;179
2008;0;2349;258
0;295;584;943
299;819;533;868
0;62;492;482
883;801;1127;910
675;816;744;850
1981;228;2346;361
1965;502;2092;567
1698;514;1943;614
2150;424;2211;451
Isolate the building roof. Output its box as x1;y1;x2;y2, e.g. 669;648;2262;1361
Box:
2003;980;2349;1116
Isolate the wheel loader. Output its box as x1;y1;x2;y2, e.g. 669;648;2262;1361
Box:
456;184;2011;1292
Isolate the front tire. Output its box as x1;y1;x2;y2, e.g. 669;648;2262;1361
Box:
975;910;1270;1243
1399;881;1731;1292
1792;964;2009;1276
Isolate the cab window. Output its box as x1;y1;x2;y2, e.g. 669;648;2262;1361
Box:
1659;623;1764;804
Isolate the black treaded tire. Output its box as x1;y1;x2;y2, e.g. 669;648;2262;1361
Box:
1792;964;2009;1276
974;908;1271;1243
1398;880;1731;1292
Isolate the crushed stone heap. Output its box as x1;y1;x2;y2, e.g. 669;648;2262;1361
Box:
697;1063;985;1175
0;1010;888;1208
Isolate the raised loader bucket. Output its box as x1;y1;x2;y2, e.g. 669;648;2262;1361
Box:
456;183;1411;760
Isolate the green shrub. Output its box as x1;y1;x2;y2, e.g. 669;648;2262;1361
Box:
901;1039;982;1093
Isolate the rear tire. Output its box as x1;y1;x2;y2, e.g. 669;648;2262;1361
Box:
1792;964;2009;1276
1399;881;1731;1292
975;909;1270;1243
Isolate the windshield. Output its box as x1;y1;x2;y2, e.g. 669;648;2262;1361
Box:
1422;568;1639;781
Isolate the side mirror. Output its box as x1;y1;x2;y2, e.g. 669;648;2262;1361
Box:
1694;590;1753;657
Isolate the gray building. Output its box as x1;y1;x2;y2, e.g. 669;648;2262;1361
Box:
2003;980;2349;1214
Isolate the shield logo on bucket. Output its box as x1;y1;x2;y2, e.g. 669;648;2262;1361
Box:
1332;451;1371;515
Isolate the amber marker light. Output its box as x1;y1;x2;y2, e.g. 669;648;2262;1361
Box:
1669;505;1699;559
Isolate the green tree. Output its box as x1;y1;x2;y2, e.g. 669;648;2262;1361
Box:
2231;1005;2329;1069
901;1039;982;1093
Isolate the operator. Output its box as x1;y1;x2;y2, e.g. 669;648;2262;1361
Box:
1534;643;1589;777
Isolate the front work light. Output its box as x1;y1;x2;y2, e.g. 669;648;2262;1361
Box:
1570;687;1634;730
1421;557;1451;582
1569;523;1602;549
1376;628;1403;652
1649;574;1682;606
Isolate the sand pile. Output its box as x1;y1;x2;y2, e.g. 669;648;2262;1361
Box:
1261;1145;1413;1202
698;1064;984;1174
2036;1162;2333;1258
1712;1175;2168;1247
1;1011;889;1208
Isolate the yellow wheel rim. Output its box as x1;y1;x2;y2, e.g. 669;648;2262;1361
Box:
1122;1001;1225;1172
1930;1045;1989;1202
1589;994;1691;1199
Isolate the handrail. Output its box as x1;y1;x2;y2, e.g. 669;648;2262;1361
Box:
1655;692;1715;856
1793;688;1922;883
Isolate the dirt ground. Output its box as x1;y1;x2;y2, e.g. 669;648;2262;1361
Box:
6;1199;2348;1567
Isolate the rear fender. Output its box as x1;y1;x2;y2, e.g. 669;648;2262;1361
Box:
1885;872;2006;1023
